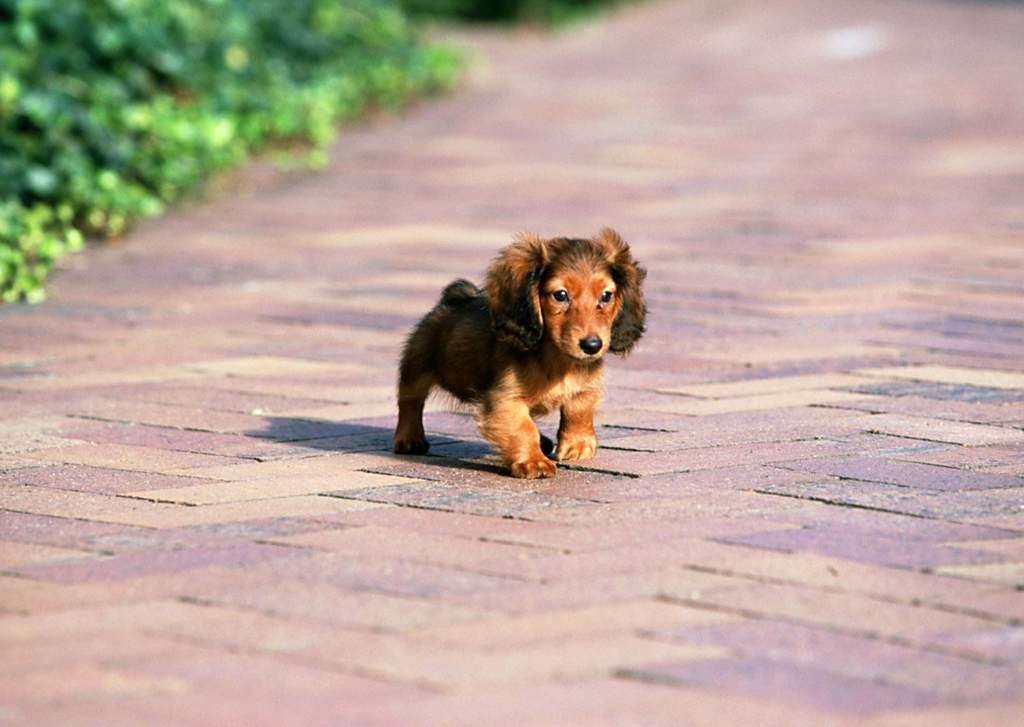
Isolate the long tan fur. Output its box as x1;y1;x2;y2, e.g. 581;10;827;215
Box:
394;229;646;479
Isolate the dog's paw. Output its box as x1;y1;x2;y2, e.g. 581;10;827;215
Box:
556;433;597;461
393;435;429;455
510;457;557;479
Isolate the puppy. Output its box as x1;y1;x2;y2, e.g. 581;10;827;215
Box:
393;228;646;478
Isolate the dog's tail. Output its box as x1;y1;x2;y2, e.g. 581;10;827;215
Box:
440;279;481;307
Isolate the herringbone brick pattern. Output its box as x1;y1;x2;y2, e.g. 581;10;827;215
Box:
2;0;1023;723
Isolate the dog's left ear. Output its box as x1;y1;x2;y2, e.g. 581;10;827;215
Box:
597;228;647;355
486;233;549;351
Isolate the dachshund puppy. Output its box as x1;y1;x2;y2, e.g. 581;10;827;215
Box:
394;228;646;478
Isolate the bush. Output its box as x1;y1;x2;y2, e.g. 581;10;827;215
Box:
0;0;458;302
401;0;617;23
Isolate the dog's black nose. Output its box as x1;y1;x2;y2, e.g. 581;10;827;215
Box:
579;336;603;355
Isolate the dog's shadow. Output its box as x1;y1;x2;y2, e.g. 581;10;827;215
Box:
246;415;507;475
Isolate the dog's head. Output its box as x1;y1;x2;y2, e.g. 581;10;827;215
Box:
485;228;647;360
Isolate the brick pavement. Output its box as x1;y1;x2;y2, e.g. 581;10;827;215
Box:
2;0;1024;723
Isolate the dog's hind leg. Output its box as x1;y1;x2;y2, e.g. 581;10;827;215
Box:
394;370;432;454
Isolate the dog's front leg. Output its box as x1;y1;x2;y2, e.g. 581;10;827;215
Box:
556;389;599;461
480;398;556;479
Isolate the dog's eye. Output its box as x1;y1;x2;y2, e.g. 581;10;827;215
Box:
600;290;613;304
552;290;569;303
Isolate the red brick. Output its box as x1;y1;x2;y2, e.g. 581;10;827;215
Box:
98;382;341;415
187;578;486;631
718;526;1005;569
899;445;1024;471
13;542;306;583
62;398;270;434
127;470;418;505
59;421;317;459
777;455;1024;491
827;394;1022;425
845;414;1024;446
857;365;1024;391
3;0;1024;720
439;567;746;613
683;583;998;641
0;600;213;644
0;540;94;569
623;657;941;716
0;509;145;549
563;435;947;477
756;478;1024;520
408;599;734;647
23;443;245;473
0;463;220;495
388;679;839;726
660;373;884;398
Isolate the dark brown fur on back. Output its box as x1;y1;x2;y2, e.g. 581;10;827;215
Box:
394;229;646;478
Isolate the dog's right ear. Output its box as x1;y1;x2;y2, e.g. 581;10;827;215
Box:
486;234;549;351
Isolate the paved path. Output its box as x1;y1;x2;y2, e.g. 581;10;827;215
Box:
3;0;1024;723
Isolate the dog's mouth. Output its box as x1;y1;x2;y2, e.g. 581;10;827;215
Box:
568;346;606;362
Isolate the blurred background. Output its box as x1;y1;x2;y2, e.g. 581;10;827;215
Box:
2;0;1022;304
0;0;619;303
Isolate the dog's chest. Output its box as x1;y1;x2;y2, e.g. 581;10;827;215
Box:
528;377;589;416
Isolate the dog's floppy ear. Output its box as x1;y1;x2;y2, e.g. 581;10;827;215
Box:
597;228;647;355
486;233;549;351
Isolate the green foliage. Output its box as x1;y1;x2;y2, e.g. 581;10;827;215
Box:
401;0;616;23
0;0;459;302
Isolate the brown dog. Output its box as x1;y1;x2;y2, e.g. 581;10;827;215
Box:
393;228;646;478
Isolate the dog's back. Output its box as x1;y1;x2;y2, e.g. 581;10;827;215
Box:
439;278;481;307
400;278;495;404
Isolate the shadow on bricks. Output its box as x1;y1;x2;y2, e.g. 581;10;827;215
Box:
247;415;487;454
248;417;402;450
248;416;498;467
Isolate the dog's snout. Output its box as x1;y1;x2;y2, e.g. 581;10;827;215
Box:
579;336;603;355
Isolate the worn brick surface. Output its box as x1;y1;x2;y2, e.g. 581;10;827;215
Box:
0;541;95;569
680;582;1000;642
717;526;1005;569
901;445;1024;471
0;509;147;549
624;657;944;716
2;0;1024;722
125;470;420;505
185;578;489;631
660;373;886;399
828;393;1023;425
0;463;221;495
407;600;734;647
58;420;321;459
165;451;396;480
757;479;1024;520
367;679;837;727
12;542;306;584
859;366;1024;391
648;619;1024;701
776;456;1024;491
843;414;1024;446
22;442;246;472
